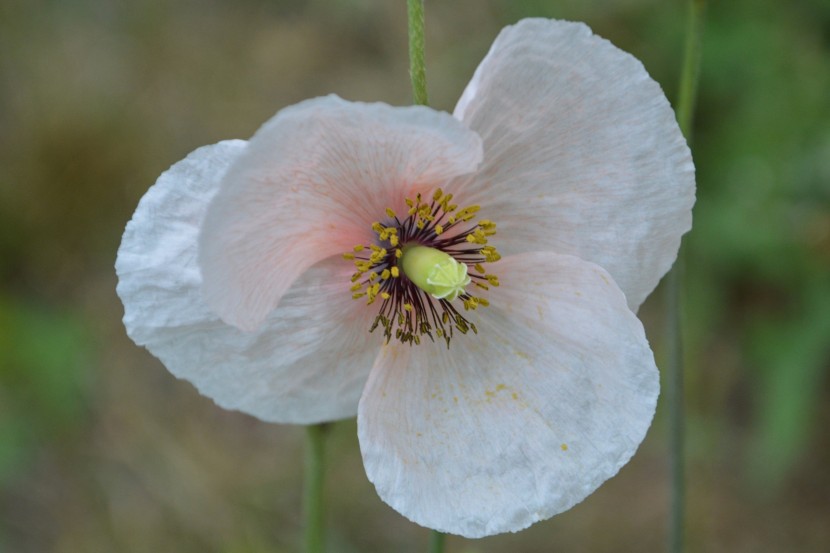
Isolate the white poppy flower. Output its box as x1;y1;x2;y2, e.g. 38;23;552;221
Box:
116;19;694;538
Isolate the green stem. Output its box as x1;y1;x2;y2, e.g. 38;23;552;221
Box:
304;424;329;553
429;530;446;553
667;2;705;553
407;0;428;105
408;5;439;549
676;0;706;138
665;258;685;553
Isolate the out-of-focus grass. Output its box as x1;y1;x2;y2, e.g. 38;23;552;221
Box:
0;0;828;551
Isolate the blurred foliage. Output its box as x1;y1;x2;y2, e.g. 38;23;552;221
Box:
687;0;830;490
0;296;90;478
0;0;828;552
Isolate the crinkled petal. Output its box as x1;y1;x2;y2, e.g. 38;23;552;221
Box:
453;19;695;311
358;251;659;537
199;95;484;331
116;141;381;423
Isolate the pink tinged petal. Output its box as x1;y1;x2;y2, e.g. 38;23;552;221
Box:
358;251;659;537
199;95;484;331
453;19;695;311
116;141;381;423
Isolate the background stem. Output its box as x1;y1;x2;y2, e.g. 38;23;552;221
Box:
407;4;440;550
677;0;706;135
429;530;445;553
304;424;328;553
407;0;429;105
667;2;705;553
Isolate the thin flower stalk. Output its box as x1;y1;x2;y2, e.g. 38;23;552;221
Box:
407;0;428;105
667;2;706;553
304;423;327;553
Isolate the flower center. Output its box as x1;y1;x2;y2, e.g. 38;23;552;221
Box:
343;189;500;347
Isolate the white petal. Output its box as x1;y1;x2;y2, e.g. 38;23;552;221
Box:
453;19;695;311
358;251;659;537
199;95;483;331
116;142;382;423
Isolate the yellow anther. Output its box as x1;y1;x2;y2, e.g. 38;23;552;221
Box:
381;292;391;300
353;245;365;252
395;249;402;259
405;198;414;207
390;235;399;246
371;222;383;233
481;246;502;263
486;275;500;286
474;281;489;290
435;224;443;235
391;266;400;278
386;208;396;218
477;297;490;307
478;221;497;235
350;283;363;291
463;229;487;244
352;292;366;300
440;193;454;210
456;205;481;222
404;303;413;311
381;269;391;280
367;283;380;304
342;253;355;260
474;263;485;273
433;188;443;202
368;271;378;281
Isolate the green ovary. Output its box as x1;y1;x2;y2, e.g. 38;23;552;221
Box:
401;245;471;301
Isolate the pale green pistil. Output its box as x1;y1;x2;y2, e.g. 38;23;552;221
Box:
401;245;471;301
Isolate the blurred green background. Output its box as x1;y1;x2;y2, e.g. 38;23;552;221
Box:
1;0;829;551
